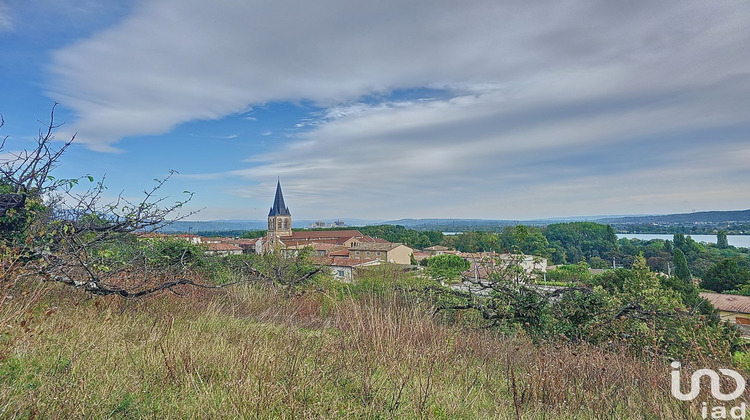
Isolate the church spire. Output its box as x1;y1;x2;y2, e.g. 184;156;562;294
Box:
268;179;290;216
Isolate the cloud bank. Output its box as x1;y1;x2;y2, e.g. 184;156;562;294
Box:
47;0;750;218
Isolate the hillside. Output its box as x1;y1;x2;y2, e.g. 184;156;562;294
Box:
1;278;688;418
158;210;750;235
598;209;750;225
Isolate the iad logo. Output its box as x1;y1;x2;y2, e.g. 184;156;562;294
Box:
671;361;746;401
670;361;747;419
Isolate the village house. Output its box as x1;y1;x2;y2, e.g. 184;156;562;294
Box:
204;242;243;256
350;242;414;265
699;292;750;336
411;251;431;263
262;181;415;276
423;245;452;256
460;252;548;282
173;233;202;244
315;257;381;282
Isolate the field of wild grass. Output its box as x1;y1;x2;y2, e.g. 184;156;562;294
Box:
0;271;712;418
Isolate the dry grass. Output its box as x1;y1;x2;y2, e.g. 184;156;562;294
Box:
0;280;712;418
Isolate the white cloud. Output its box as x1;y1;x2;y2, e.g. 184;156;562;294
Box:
191;84;750;218
48;1;749;150
0;1;12;32
44;0;750;218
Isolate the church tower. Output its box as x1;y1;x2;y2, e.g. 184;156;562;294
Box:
267;180;292;245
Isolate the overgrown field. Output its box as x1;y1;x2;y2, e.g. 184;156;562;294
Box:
0;273;722;419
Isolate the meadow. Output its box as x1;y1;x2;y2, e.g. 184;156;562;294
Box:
0;267;707;419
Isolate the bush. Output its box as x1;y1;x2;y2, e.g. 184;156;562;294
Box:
546;262;592;284
420;254;469;282
701;258;750;293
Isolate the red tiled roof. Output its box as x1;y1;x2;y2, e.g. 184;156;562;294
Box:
219;238;258;245
424;245;449;251
700;292;750;314
206;243;242;251
284;239;339;247
328;248;350;257
314;257;378;267
350;242;408;251
282;230;364;240
136;232;168;239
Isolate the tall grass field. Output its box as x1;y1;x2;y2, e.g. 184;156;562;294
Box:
0;269;736;418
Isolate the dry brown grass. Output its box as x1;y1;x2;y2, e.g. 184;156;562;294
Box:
0;280;721;418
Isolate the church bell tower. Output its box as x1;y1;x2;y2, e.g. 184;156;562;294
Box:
267;180;292;244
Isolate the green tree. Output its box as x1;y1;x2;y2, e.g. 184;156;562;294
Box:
673;233;686;251
422;254;470;282
543;222;619;265
546;262;592;284
673;248;691;283
701;258;750;293
502;225;551;257
717;230;729;249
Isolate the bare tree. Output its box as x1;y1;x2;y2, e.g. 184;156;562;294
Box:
0;105;74;218
2;106;324;298
0;106;223;296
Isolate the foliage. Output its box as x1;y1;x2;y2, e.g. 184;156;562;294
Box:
257;247;322;294
701;258;750;293
436;254;741;360
543;222;618;265
608;234;750;280
545;262;592;284
241;230;266;239
354;225;443;249
442;231;499;253
140;237;208;269
671;247;691;283
499;225;552;257
717;230;730;249
420;254;469;282
0;282;698;419
0;106;264;298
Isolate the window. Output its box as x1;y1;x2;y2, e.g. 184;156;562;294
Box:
337;270;345;277
284;220;289;229
277;220;282;229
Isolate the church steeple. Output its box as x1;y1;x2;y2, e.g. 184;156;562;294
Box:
267;179;292;244
268;179;290;216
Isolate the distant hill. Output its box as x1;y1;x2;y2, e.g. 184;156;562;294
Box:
158;220;268;233
381;211;750;231
155;210;750;234
597;209;750;225
380;218;537;232
158;218;382;234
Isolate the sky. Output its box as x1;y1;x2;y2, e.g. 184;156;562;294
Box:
1;0;749;222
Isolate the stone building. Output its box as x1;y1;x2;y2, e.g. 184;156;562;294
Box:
262;181;413;266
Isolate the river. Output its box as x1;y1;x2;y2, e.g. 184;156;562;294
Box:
617;233;750;249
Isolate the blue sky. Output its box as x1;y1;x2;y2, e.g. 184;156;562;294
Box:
1;1;749;222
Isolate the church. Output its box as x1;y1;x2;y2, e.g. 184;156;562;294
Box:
262;181;414;266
